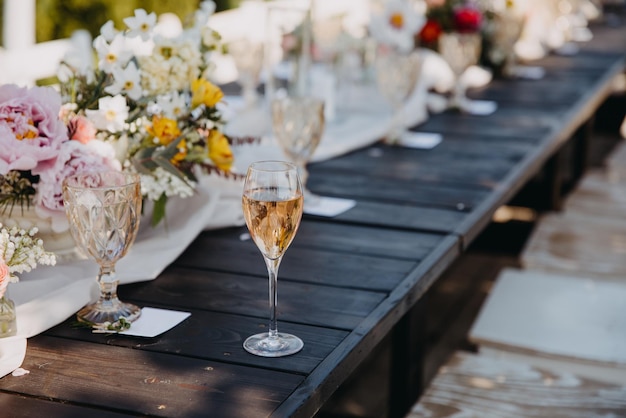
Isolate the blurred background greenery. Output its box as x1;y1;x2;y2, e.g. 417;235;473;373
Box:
0;0;240;46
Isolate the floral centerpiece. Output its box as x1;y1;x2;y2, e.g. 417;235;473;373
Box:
417;0;483;49
0;223;56;337
0;83;122;253
58;1;253;226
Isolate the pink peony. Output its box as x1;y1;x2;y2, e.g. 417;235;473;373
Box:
0;84;68;175
33;140;121;231
0;259;9;299
67;115;97;144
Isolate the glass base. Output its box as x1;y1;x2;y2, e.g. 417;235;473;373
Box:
243;332;304;357
77;298;142;326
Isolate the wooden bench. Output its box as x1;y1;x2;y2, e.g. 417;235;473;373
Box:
408;267;626;417
407;350;626;418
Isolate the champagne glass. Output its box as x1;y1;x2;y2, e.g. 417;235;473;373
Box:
241;161;304;357
271;96;325;205
229;37;265;109
374;46;421;144
438;32;482;110
62;171;142;326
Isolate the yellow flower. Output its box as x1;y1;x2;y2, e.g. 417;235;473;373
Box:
191;78;224;108
147;115;181;145
207;129;233;171
147;115;187;162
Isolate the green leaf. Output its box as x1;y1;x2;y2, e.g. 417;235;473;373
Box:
151;193;168;227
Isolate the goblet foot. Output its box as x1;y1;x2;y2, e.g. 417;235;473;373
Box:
243;332;304;357
77;298;141;326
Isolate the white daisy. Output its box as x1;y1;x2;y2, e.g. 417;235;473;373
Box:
85;95;129;133
100;20;118;43
93;34;133;74
105;61;143;101
154;91;188;119
124;9;157;42
369;0;426;53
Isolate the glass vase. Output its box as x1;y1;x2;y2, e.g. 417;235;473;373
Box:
0;295;17;338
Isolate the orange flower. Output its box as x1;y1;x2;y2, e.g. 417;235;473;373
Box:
191;79;224;108
207;130;233;171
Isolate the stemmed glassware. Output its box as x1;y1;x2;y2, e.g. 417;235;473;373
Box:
62;171;142;326
374;46;421;144
438;32;482;110
241;161;304;357
229;37;265;109
271;96;325;205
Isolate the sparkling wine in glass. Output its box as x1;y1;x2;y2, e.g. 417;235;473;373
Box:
438;32;482;110
375;46;421;144
241;161;304;357
271;96;325;205
62;171;142;326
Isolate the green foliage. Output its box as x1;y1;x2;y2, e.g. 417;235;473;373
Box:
0;0;238;46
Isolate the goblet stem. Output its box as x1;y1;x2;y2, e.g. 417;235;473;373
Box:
265;256;281;338
76;264;141;325
385;103;406;144
296;162;322;207
451;80;466;111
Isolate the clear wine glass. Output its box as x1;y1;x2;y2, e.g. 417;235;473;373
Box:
62;171;142;326
374;46;421;144
229;37;265;109
438;32;482;110
271;96;325;205
241;161;304;357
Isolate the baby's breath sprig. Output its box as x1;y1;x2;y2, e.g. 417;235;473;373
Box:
0;223;56;283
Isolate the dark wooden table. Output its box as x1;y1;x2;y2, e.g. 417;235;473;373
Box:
1;19;624;418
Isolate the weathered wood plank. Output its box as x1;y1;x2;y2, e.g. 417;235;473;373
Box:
410;351;626;418
1;335;303;418
307;173;489;211
0;392;132;418
46;308;348;375
322;200;465;235
118;267;386;330
175;229;420;292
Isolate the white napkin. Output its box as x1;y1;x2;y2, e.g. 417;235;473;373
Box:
0;185;221;378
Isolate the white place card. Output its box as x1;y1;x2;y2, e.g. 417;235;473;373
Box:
464;100;498;116
510;65;546;80
397;132;443;149
304;196;356;217
113;307;191;337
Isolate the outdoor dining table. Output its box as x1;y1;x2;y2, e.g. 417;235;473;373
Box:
0;17;625;418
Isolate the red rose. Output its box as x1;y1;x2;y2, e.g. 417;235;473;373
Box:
454;7;482;33
419;20;443;44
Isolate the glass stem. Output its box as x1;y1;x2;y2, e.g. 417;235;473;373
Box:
98;264;119;305
264;256;282;339
452;80;465;110
387;103;405;144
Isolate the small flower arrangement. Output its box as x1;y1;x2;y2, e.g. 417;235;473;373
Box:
0;223;56;337
417;0;484;49
0;84;122;233
0;223;57;299
369;0;426;53
58;1;254;226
